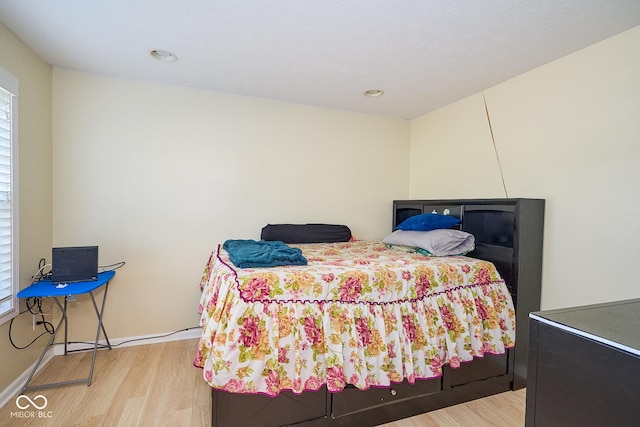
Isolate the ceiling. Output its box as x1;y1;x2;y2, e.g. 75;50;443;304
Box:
1;1;639;120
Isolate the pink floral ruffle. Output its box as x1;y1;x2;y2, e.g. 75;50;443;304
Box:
194;241;515;396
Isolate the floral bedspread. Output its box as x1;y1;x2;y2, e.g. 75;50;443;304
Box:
194;240;515;396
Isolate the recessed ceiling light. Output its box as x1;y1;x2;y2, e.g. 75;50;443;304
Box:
364;89;384;97
150;49;178;62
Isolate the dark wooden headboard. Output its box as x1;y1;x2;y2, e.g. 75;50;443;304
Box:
392;198;545;389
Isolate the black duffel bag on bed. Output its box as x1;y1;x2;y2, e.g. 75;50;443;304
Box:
261;224;352;244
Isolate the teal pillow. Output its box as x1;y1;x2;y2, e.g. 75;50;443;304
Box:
396;213;460;231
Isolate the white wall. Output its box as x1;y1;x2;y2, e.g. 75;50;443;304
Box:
52;70;410;339
410;26;640;310
0;23;52;393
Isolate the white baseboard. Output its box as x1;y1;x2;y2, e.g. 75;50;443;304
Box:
54;327;201;354
0;327;201;409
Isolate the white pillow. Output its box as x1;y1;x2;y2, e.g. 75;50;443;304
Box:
382;229;475;256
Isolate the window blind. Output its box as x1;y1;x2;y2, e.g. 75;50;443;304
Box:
0;73;16;322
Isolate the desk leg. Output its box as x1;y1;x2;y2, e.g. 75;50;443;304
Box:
20;297;67;394
87;282;111;385
63;297;68;355
89;283;111;350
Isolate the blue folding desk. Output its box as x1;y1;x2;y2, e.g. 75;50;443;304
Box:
17;270;116;393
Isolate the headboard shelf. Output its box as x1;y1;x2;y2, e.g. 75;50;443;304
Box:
392;198;545;389
471;243;513;263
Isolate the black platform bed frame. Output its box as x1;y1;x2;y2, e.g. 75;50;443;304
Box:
209;198;545;426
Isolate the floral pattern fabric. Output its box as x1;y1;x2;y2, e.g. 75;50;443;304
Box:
194;241;515;396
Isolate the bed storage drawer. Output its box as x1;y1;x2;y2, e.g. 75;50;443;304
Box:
442;352;509;388
211;388;327;427
331;378;441;418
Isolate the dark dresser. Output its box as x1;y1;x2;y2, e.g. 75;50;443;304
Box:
526;299;640;426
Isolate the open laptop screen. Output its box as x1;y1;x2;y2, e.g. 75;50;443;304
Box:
51;246;99;284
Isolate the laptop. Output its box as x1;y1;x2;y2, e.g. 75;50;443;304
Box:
51;246;99;284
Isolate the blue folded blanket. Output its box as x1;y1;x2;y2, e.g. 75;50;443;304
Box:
223;239;308;269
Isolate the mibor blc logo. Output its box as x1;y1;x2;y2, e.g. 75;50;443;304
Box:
11;394;53;419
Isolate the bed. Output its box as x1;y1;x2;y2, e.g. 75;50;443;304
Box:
195;198;544;426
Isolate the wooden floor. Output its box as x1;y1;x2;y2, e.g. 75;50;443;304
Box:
0;339;525;426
